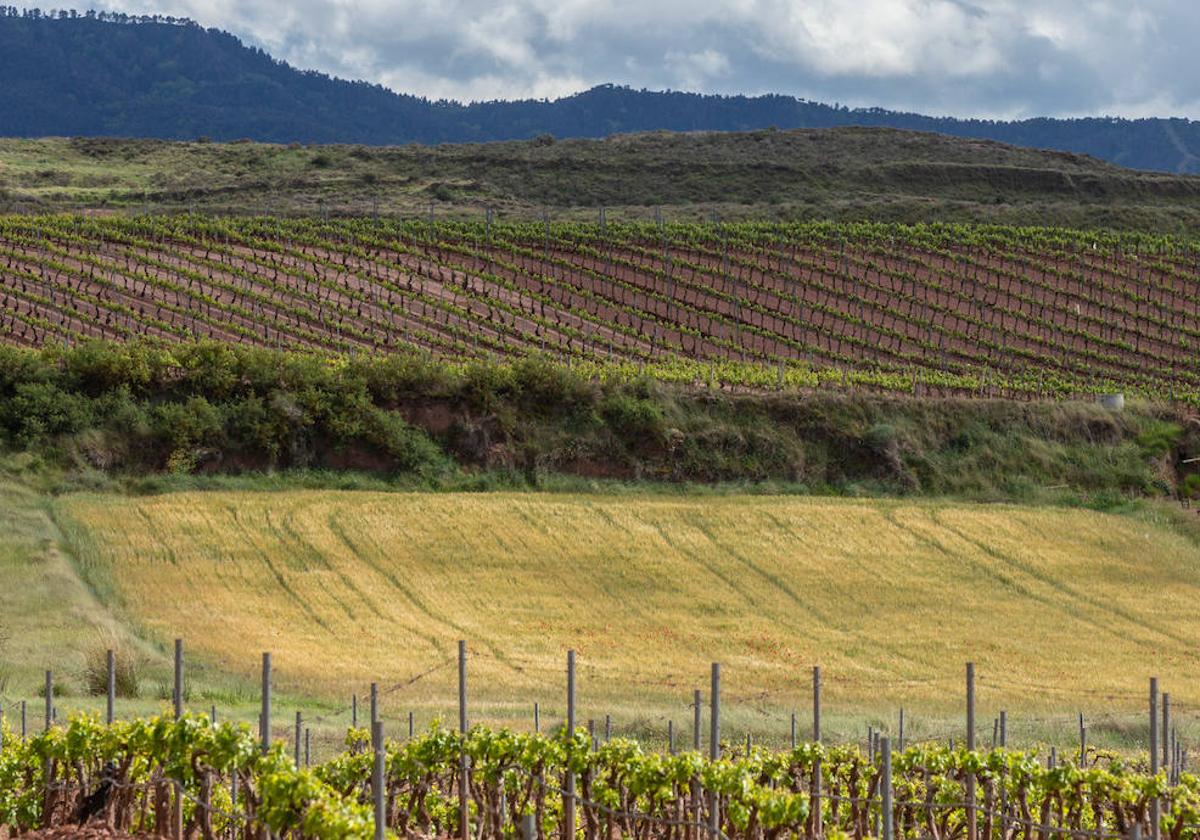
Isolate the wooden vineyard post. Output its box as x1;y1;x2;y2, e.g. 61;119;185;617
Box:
1080;713;1087;766
173;639;183;720
352;694;358;729
523;812;537;840
1151;678;1160;840
690;687;702;838
373;720;385;840
966;662;976;840
669;720;675;754
1163;693;1171;772
881;736;893;840
371;704;380;757
261;653;271;755
294;711;302;767
813;665;822;838
565;650;576;840
709;663;721;838
172;780;183;840
534;702;540;734
408;711;414;739
371;682;379;726
458;640;469;840
998;708;1009;839
106;649;115;725
41;670;54;820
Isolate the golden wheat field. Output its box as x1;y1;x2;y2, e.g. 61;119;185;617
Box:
50;491;1200;735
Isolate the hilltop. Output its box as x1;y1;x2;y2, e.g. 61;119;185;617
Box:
5;130;1200;231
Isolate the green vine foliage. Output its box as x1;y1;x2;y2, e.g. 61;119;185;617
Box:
3;715;1200;840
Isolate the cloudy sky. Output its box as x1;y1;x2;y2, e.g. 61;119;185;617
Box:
66;0;1200;119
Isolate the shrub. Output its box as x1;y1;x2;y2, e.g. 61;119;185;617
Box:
151;395;223;452
36;681;70;698
509;357;595;417
82;642;140;698
360;353;456;403
97;387;151;441
463;361;516;411
0;343;54;392
223;393;309;462
1183;473;1200;500
1;381;94;446
599;393;664;441
865;423;900;453
173;342;242;398
364;409;451;475
56;340;160;396
1136;420;1182;457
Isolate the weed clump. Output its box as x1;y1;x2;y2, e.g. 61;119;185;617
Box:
82;642;140;698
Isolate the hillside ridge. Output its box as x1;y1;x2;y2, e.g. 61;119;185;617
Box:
4;10;1200;173
6;130;1200;231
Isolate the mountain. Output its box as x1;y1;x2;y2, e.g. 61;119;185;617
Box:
4;9;1200;174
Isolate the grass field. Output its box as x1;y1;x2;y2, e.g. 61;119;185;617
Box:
28;488;1200;751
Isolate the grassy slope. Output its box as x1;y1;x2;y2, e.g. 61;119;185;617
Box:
5;129;1200;231
34;488;1200;751
0;473;317;734
0;479;135;695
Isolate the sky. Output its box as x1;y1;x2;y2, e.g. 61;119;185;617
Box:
64;0;1200;119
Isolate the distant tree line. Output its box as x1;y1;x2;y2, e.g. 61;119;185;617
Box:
0;6;193;24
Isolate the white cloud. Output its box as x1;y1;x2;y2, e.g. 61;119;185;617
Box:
664;49;731;89
44;0;1200;119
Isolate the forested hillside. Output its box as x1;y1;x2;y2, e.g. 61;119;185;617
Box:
4;9;1200;173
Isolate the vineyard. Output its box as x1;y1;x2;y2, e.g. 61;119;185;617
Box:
0;706;1194;840
1;215;1199;402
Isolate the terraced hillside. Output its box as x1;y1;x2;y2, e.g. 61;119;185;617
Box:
2;215;1198;402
